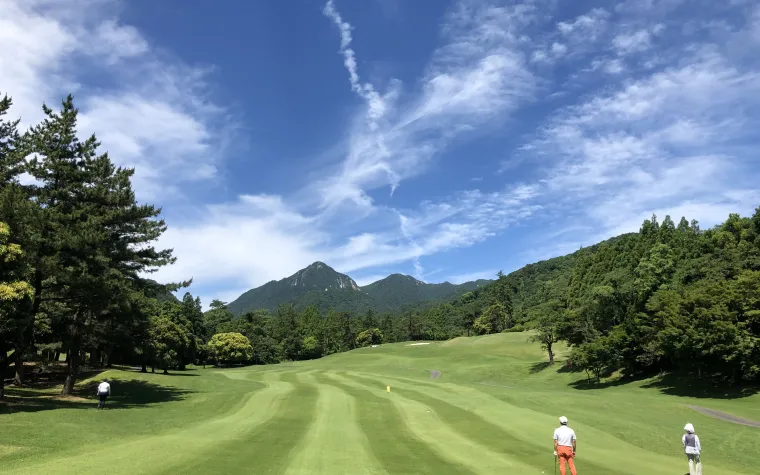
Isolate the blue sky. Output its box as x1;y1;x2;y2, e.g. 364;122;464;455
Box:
3;0;760;306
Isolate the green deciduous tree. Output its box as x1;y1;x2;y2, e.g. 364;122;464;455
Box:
208;332;253;367
528;302;563;364
148;315;190;374
356;328;383;347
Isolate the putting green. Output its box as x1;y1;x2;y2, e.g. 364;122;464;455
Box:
1;333;757;474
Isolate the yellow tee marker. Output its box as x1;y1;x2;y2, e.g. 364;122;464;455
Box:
386;385;390;393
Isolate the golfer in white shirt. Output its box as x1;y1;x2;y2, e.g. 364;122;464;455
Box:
96;379;111;409
553;416;577;475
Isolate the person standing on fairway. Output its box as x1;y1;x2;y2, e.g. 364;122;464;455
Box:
96;378;111;410
553;416;577;475
682;423;702;475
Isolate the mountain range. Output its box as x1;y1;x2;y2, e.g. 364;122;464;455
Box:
226;262;492;315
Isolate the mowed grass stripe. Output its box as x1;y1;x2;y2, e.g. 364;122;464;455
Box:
345;372;740;475
158;371;319;475
314;373;476;475
2;372;294;475
327;372;540;474
344;372;629;475
283;372;386;475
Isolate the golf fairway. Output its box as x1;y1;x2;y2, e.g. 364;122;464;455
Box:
1;333;758;474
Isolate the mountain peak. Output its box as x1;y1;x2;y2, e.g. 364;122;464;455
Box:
386;273;423;284
306;261;330;270
290;262;358;291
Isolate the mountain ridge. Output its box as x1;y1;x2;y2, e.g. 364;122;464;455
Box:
226;262;492;315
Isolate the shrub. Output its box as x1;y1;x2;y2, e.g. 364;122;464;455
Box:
208;332;253;367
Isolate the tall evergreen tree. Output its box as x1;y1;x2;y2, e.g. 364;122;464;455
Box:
22;96;174;394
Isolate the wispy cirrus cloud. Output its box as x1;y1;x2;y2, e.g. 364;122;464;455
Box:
0;0;230;202
323;0;388;128
520;44;760;245
315;0;536;211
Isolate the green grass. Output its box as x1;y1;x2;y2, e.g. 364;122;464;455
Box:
1;332;758;474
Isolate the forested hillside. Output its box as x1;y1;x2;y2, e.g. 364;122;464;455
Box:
226;262;491;315
362;274;491;312
226;262;370;315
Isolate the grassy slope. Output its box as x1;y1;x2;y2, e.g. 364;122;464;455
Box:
1;333;758;474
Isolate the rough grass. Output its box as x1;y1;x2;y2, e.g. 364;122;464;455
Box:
1;332;758;474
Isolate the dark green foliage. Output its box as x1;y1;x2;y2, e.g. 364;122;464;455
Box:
203;300;234;337
274;305;302;361
148;315;190;374
0;94;178;392
556;211;760;384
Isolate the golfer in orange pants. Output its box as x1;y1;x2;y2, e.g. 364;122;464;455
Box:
553;416;577;475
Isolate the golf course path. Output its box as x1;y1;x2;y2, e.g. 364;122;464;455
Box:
687;405;760;428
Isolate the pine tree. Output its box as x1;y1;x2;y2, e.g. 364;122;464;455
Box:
22;96;175;394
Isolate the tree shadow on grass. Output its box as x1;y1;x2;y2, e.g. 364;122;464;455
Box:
569;376;631;390
641;372;760;400
529;361;552;374
1;377;193;414
530;360;589;375
564;370;760;399
124;369;200;377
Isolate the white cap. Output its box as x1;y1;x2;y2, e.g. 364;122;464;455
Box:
684;423;694;433
559;416;568;425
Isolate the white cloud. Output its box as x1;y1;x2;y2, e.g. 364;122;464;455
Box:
153;195;325;289
551;42;568;56
317;0;536;211
613;29;652;54
557;8;609;40
153;182;540;300
0;0;228;201
86;19;150;64
323;0;387;128
522;45;760;243
591;58;626;74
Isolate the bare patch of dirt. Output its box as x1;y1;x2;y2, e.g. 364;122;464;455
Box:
686;405;760;428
